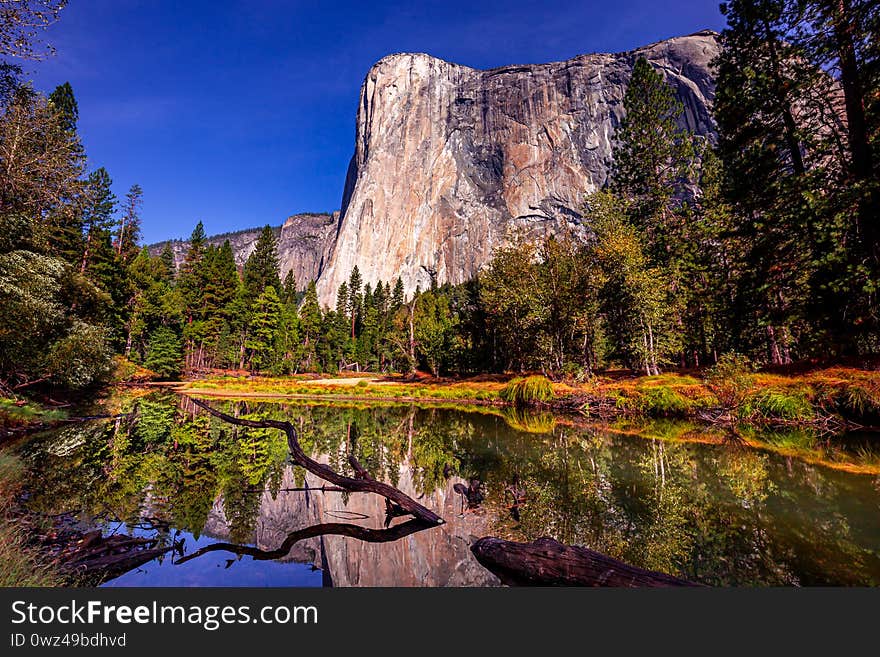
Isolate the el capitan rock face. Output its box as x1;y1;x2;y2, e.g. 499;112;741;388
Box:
316;31;719;305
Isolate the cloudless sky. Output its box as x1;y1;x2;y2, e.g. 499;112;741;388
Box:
27;0;726;244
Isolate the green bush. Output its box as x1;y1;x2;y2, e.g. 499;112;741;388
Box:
704;353;756;409
500;376;555;406
750;390;815;421
836;384;880;420
639;386;692;417
45;321;114;389
356;379;369;388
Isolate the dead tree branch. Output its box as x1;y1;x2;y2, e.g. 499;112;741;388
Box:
188;397;444;525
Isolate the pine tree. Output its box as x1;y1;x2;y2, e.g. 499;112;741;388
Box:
281;270;297;304
116;183;143;262
299;281;322;371
348;265;362;339
47;81;78;133
246;285;281;372
80;167;116;274
178;222;209;372
391;277;405;311
611;57;694;259
159;243;176;281
713;0;874;356
145;326;182;379
243;225;281;298
42;83;84;264
200;240;239;365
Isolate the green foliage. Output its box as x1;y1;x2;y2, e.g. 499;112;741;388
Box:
145;326;182;379
637;386;693;418
611;56;694;248
500;408;557;433
833;384;880;422
246;285;282;372
242;225;281;299
748;389;816;421
500;376;555;406
47;81;77;133
45;321;113;388
704;353;756;409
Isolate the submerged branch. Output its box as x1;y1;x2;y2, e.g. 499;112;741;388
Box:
188;397;444;525
175;518;435;564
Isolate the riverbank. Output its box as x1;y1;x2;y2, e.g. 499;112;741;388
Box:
0;451;62;586
172;366;880;431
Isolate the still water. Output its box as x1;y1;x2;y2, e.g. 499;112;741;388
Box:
14;392;880;586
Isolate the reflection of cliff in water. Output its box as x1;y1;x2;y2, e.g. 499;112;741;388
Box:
202;461;500;587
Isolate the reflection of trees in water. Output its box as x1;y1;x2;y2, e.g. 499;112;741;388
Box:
18;397;466;544
16;394;880;585
456;417;877;585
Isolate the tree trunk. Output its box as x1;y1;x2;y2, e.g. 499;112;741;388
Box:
830;0;878;263
471;537;699;587
80;229;91;273
408;302;416;368
767;325;782;365
762;18;806;176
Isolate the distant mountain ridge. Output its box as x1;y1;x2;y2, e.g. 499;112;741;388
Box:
149;212;338;288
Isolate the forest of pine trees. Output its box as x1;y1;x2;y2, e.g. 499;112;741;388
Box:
1;0;877;391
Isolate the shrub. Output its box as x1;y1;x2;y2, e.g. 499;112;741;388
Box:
500;376;555;406
704;353;756;409
639;386;692;417
45;321;114;389
836;384;880;421
356;379;369;388
750;390;815;421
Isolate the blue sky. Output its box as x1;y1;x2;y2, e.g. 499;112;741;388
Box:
26;0;726;244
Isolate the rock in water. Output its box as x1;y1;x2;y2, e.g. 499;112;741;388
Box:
316;31;719;306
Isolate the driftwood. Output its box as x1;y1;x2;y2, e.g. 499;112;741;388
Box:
189;397;444;525
176;518;435;564
471;536;700;587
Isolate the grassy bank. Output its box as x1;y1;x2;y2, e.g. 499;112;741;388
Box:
0;451;62;586
0;397;68;439
175;366;880;430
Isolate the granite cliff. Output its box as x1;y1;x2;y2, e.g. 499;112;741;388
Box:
153;32;719;305
316;30;719;305
150;212;338;288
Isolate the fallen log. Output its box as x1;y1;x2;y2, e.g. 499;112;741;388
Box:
471;536;700;587
189;397;444;525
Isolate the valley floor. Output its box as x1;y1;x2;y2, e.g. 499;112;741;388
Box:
172;365;880;430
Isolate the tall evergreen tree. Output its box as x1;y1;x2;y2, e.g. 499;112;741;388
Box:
348;265;363;339
246;285;281;372
116;183;142;262
243;225;281;298
299;281;322;370
611;57;694;258
281;270;297;304
159;243;176;281
79;167;116;274
47;81;77;133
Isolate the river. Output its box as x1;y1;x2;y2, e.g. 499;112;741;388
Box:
12;392;880;586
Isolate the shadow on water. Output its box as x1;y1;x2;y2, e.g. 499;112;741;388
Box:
12;391;880;586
